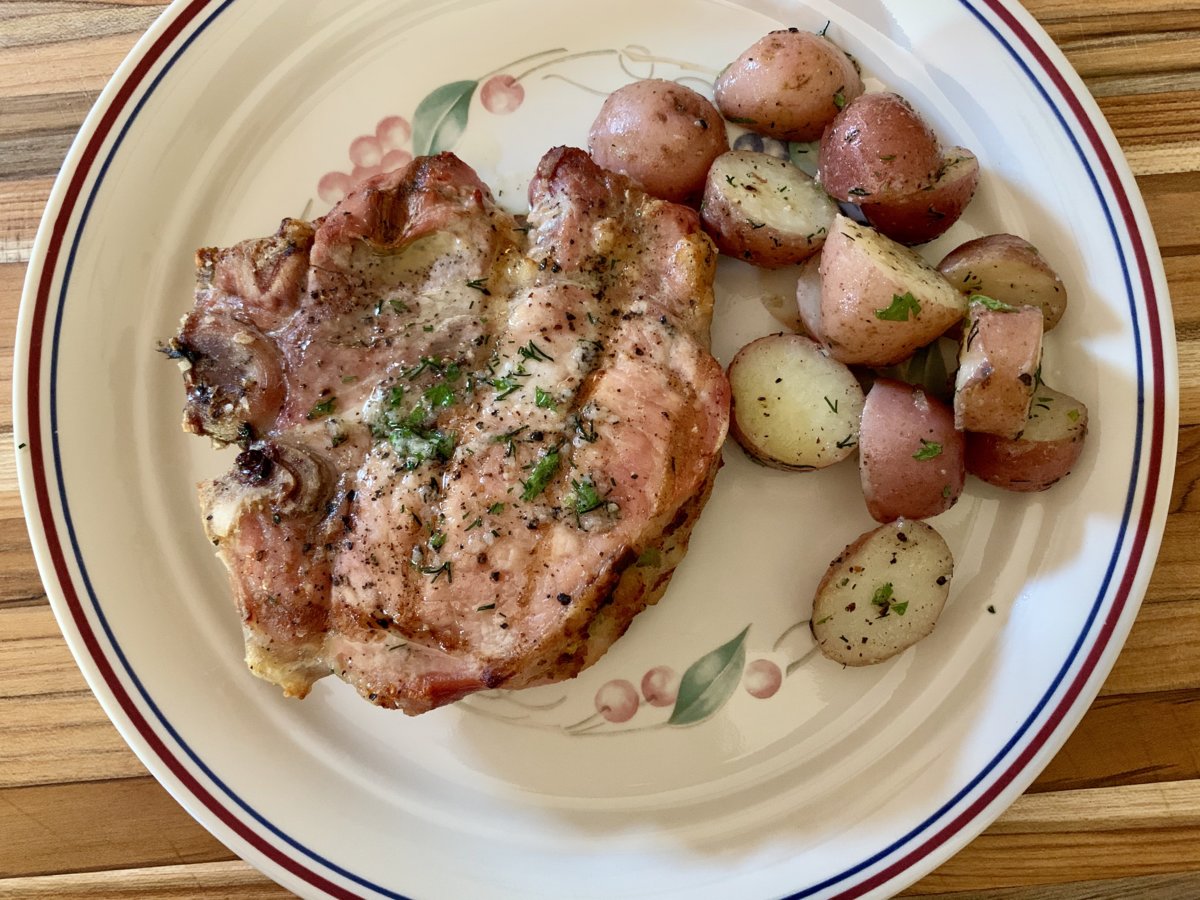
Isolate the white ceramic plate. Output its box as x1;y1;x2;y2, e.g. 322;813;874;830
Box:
15;1;1178;897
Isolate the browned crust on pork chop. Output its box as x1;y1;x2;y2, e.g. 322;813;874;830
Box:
172;148;729;714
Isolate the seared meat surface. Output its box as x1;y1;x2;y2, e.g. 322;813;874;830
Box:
171;148;729;714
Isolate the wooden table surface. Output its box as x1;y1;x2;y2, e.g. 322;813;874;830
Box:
1;1;1198;898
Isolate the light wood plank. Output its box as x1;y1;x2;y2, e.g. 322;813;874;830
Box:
1102;598;1200;696
0;607;144;788
0;776;233;879
912;781;1200;892
1033;688;1200;793
903;870;1200;898
0;181;54;264
0;860;293;899
0;5;163;51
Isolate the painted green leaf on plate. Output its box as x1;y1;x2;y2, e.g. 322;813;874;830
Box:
668;626;750;726
412;80;478;155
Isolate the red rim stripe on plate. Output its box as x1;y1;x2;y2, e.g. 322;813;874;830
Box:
834;2;1168;897
24;2;359;897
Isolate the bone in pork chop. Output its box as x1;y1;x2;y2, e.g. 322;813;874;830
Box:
169;147;729;714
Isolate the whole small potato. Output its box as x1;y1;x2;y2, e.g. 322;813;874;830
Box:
588;79;729;204
938;233;1068;330
715;29;865;142
701;150;837;268
966;386;1088;491
860;149;980;245
818;92;942;203
859;379;965;522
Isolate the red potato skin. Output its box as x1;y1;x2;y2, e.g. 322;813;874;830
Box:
587;79;729;205
818;92;942;202
954;304;1044;437
965;417;1087;492
859;379;965;521
938;233;1068;330
715;30;865;142
860;149;980;245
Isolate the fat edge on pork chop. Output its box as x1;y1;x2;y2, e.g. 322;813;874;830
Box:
166;147;730;714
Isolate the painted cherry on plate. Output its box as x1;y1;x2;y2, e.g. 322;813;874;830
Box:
481;74;524;114
595;679;640;722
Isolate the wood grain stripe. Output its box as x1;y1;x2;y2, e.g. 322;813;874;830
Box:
0;5;162;51
0;776;233;879
0;860;293;899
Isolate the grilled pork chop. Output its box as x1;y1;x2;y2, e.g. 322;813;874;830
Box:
170;147;729;714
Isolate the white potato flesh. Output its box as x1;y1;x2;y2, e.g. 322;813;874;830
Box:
729;333;864;471
811;519;954;666
702;150;837;268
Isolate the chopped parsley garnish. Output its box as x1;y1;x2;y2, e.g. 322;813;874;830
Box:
429;531;447;550
725;174;738;187
465;517;483;531
913;439;943;460
942;483;953;499
833;91;846;109
970;293;1015;312
390;298;410;314
419;561;453;583
1067;408;1081;422
521;449;561;501
836;434;857;449
466;278;490;294
572;415;598;443
874;292;921;321
385;425;458;469
423;382;456;409
891;601;909;616
488;502;506;515
491;375;520;399
306;396;336;420
534;387;557;410
385;385;405;409
570;477;604;515
423;325;435;332
341;375;358;384
871;582;896;617
492;426;527;457
824;396;838;413
517;340;554;363
476;603;496;611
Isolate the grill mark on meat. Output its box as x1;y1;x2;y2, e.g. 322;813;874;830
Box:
174;148;730;713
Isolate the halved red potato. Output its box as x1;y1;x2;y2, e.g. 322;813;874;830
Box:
728;333;865;471
701;150;837;268
811;518;954;666
817;92;942;203
715;29;864;143
966;386;1088;491
588;79;729;204
938;233;1068;330
954;300;1044;437
859;379;965;522
815;214;966;365
859;149;980;245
